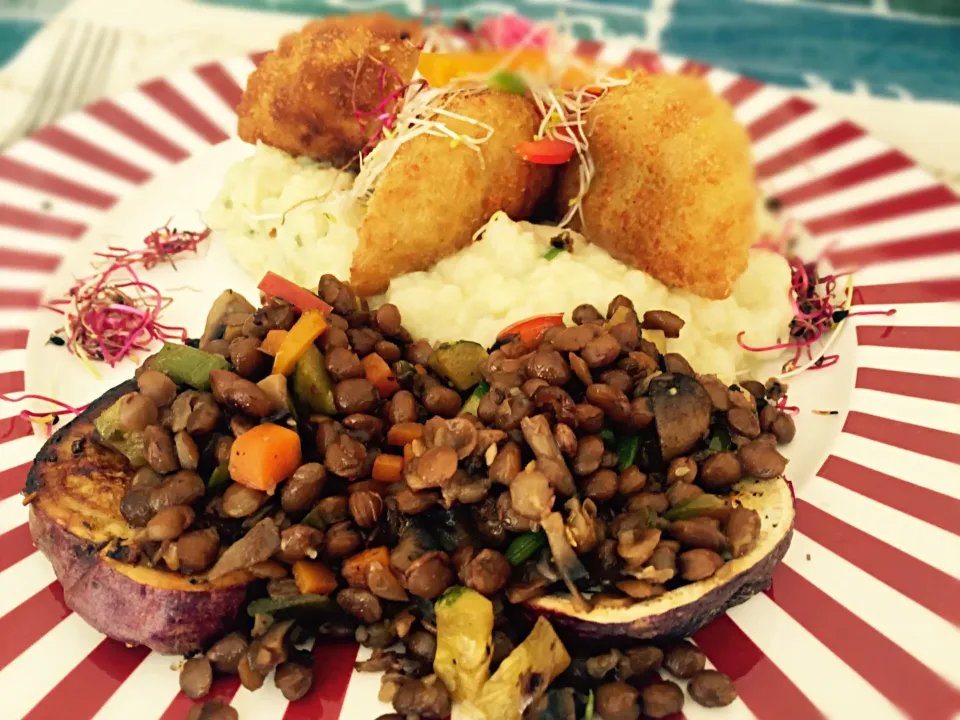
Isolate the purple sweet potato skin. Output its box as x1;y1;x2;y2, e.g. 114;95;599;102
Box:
29;507;247;655
526;518;794;648
25;380;249;655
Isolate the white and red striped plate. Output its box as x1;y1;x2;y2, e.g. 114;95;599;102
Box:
0;42;958;720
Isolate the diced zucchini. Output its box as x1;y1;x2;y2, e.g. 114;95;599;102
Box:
428;341;488;392
246;594;329;617
148;342;230;391
292;344;336;415
93;400;146;467
461;380;490;416
434;586;494;704
476;617;571;720
206;463;231;494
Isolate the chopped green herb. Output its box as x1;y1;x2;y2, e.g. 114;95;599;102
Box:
506;531;547;565
487;69;527;95
664;493;726;522
543;247;563;261
708;426;732;452
598;428;617;445
616;435;640;472
584;689;595;720
206;464;231;494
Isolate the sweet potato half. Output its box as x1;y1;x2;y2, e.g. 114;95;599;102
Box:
25;381;254;655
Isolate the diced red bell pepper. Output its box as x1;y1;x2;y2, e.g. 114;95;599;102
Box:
515;139;576;165
497;313;565;347
257;271;332;315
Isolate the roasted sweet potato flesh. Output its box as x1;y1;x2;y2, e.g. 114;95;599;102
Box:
26;380;251;653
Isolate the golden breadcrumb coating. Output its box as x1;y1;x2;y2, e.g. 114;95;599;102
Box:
558;74;757;300
237;13;422;164
350;91;555;297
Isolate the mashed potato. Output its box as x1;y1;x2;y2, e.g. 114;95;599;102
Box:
205;144;360;287
208;145;793;381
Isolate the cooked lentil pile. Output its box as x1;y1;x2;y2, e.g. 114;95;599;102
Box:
93;274;792;719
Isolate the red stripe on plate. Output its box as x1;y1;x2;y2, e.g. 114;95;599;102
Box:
0;203;85;239
856;325;960;352
856;366;960;405
0;461;29;499
0;329;29;350
843;410;960;464
0;523;34;574
574;39;603;59
854;278;960;306
0;582;69;672
777;150;914;207
679;59;710;76
0;157;116;210
22;640;150;720
797;498;960;625
623;49;663;73
756;121;863;180
721;76;762;107
818;454;960;537
32;126;150;184
0;247;62;273
141;79;230;145
768;564;960;720
694;614;825;720
283;641;359;720
196;63;243;113
159;676;241;720
746;97;815;143
805;185;958;235
0;413;37;443
86;100;189;163
0;288;42;309
0;370;24;394
828;229;960;269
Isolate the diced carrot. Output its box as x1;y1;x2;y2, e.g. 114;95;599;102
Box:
414;364;427;375
386;422;424;447
372;454;405;483
343;546;390;589
292;560;338;596
258;271;332;315
362;352;400;398
259;329;288;357
273;309;328;376
229;423;301;494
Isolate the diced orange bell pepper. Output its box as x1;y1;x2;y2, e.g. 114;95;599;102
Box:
273;309;328;376
229;423;301;494
259;329;288;357
417;50;631;90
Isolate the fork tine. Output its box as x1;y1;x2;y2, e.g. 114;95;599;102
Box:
4;21;77;144
76;27;121;108
38;22;96;129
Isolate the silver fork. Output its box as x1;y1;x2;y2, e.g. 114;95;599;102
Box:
5;21;121;144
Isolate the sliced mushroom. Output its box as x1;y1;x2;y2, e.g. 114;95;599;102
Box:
208;518;281;580
520;414;576;496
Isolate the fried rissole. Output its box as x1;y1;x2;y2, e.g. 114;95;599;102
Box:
237;13;422;164
350;90;555;297
558;74;756;299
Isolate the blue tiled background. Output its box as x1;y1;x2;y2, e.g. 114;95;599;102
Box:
2;0;958;101
199;0;960;102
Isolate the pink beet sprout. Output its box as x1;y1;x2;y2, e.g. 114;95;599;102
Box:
738;249;896;375
45;223;208;367
0;393;88;439
478;13;551;49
